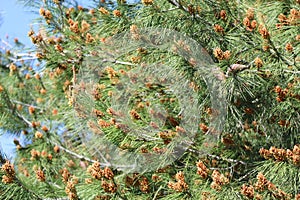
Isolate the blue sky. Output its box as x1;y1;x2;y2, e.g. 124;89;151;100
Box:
0;0;37;47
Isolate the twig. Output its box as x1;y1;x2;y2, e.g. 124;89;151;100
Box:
101;58;137;66
11;100;43;109
152;185;163;200
50;141;97;163
15;112;32;127
48;141;137;170
206;153;247;165
88;145;110;165
283;70;300;74
57;3;64;30
209;161;240;171
238;169;258;181
167;0;213;26
168;0;199;17
9;57;37;63
0;39;13;48
161;6;180;12
12;53;36;57
267;37;293;66
39;78;47;90
188;148;247;165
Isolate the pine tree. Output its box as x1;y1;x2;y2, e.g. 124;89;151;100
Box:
0;0;300;199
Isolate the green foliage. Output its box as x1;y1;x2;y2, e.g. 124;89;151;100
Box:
1;0;300;199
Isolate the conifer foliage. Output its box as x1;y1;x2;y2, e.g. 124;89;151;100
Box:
0;0;300;199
